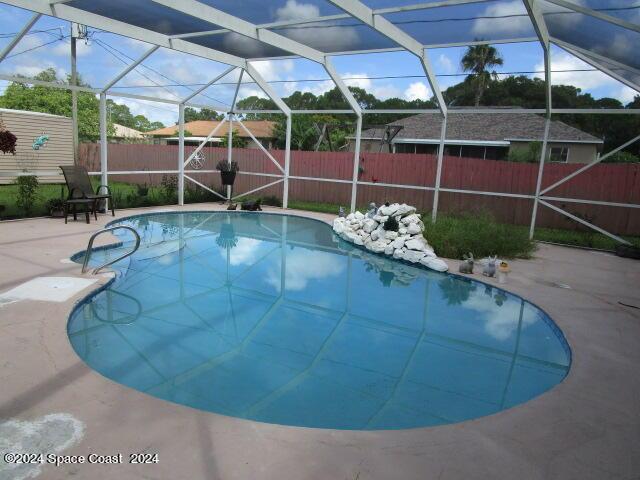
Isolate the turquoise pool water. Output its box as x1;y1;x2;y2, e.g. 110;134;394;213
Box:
68;212;570;430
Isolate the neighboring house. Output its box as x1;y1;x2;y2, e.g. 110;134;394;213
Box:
110;123;148;143
347;111;603;163
146;120;277;149
0;108;73;184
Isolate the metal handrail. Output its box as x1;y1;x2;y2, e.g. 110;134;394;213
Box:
82;226;141;274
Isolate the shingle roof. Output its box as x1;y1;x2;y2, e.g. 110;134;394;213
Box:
146;120;276;138
359;111;603;144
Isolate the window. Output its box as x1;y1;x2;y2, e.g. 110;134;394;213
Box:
548;146;569;163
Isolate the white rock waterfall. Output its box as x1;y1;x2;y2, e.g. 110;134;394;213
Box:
332;203;449;272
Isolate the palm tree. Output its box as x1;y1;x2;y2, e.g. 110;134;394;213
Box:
461;45;504;107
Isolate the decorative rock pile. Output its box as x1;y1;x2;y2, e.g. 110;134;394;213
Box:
332;203;449;272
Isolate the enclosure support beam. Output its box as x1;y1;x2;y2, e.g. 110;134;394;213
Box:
99;93;108;210
529;116;551;239
539;200;631;245
102;45;160;93
350;116;363;213
327;0;447;115
283;115;292;209
178;103;185;206
0;12;41;63
70;29;78;163
184;119;227;167
431;114;447;222
181;66;236;104
227;112;233;201
543;0;640;34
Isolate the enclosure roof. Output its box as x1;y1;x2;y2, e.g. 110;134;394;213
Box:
146;120;277;138
2;0;639;95
359;112;603;143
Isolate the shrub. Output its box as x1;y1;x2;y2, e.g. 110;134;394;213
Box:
160;175;178;202
261;195;282;207
383;215;399;232
426;211;534;259
602;151;639;163
15;175;39;215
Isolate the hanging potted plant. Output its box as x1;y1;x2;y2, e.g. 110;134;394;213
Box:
216;159;239;186
0;117;17;155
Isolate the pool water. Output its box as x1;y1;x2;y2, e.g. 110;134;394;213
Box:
68;212;570;430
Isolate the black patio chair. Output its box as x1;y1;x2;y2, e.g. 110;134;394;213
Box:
59;165;115;223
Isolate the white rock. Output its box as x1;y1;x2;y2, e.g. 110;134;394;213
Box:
384;230;399;240
401;214;421;225
346;213;355;221
420;256;448;272
393;248;405;259
354;211;365;220
395;204;416;217
407;223;422;235
354;236;364;246
333;218;345;234
363;219;378;233
398;227;407;235
379;203;399;216
370;230;379;241
405;237;429;251
401;250;426;263
366;240;388;253
392;237;405;249
384;245;394;255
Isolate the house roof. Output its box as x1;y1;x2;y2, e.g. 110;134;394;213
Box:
357;111;603;145
111;123;146;139
146;120;276;139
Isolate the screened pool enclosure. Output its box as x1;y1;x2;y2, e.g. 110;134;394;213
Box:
0;0;638;243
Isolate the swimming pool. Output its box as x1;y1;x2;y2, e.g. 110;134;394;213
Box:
68;211;571;430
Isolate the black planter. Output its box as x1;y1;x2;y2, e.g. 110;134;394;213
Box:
220;171;237;186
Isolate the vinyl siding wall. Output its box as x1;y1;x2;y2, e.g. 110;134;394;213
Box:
0;109;74;184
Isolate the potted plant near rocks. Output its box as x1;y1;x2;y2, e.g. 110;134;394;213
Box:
216;160;239;186
45;197;65;218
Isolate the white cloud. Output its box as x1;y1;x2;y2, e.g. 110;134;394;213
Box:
472;0;531;37
438;54;455;74
223;238;263;266
275;0;320;21
265;248;345;291
51;39;93;57
274;0;360;52
404;81;431;101
534;51;637;104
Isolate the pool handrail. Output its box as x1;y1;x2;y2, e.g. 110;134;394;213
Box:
82;226;141;274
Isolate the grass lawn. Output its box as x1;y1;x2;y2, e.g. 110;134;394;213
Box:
2;182;637;255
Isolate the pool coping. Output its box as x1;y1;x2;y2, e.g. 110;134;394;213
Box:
1;203;638;480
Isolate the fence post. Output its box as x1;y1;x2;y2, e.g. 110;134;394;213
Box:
350;115;363;212
178;103;185;206
283;114;292;208
431;113;447;222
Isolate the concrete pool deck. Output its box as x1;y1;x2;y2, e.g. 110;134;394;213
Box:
0;203;638;480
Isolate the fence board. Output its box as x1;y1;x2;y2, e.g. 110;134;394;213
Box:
78;143;640;235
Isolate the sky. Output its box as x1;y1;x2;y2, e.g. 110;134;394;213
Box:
0;0;637;127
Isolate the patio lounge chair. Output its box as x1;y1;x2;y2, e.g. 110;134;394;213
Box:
60;165;115;224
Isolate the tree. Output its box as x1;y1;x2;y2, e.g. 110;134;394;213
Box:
220;129;247;148
460;45;504;107
184;107;224;122
0;68;166;138
0;68;112;140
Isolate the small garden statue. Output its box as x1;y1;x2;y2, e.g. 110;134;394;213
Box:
338;206;346;217
482;256;497;277
366;202;377;218
458;253;474;274
498;261;510;284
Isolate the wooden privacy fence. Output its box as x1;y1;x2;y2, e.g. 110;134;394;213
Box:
79;143;640;235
